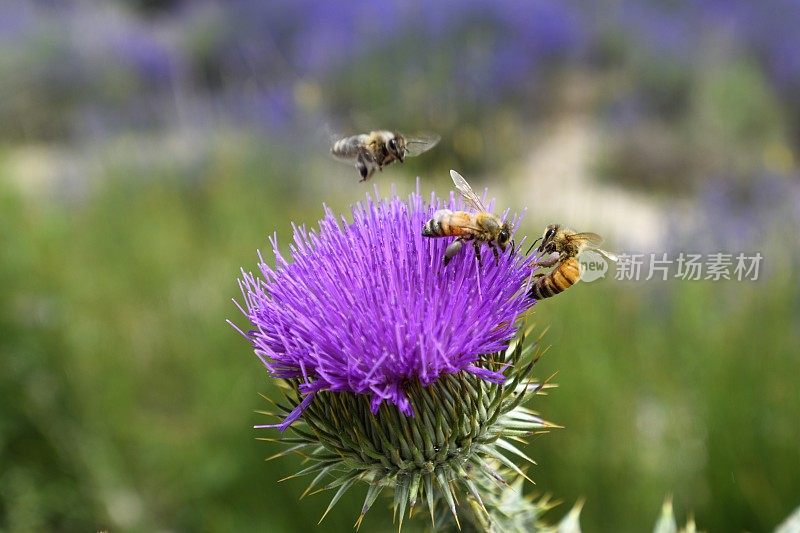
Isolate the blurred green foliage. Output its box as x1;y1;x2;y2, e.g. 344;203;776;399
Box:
532;275;799;532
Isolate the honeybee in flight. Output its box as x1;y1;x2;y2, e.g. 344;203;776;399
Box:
528;224;617;299
422;170;513;265
331;130;440;182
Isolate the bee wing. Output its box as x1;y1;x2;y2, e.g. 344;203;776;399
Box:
318;122;341;144
321;122;353;162
568;232;604;245
449;169;489;212
318;123;347;160
404;132;441;157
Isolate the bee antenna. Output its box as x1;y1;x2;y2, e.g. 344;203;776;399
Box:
526;237;542;256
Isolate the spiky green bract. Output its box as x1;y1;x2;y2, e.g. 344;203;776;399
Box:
262;327;556;530
453;475;556;533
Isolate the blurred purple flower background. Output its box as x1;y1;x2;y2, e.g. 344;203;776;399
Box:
7;0;800;141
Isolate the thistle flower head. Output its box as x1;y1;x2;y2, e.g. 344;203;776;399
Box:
236;185;535;429
232;182;553;530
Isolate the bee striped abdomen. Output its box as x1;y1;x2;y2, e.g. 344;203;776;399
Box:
422;210;449;236
530;257;581;300
422;219;440;236
422;210;475;237
331;135;366;160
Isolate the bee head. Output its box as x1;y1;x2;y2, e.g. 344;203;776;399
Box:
538;224;559;253
388;134;405;162
497;222;513;249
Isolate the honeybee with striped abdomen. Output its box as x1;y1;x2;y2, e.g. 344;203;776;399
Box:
422;170;513;265
528;224;617;299
331;130;440;182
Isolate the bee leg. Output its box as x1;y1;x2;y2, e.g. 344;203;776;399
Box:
472;240;482;264
534;253;559;268
356;155;370;182
491;243;500;263
443;238;464;266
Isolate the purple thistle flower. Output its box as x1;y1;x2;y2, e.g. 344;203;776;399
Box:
233;183;535;431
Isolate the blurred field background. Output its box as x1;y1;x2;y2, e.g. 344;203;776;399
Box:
1;1;799;531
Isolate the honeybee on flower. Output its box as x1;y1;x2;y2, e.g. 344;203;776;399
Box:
422;170;514;265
